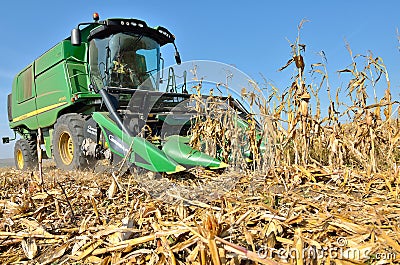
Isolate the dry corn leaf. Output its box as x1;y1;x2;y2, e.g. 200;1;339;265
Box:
21;237;37;260
69;239;103;261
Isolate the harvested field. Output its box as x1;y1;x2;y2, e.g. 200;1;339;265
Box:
0;163;399;264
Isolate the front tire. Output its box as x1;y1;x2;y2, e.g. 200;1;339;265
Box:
14;139;38;170
53;114;95;170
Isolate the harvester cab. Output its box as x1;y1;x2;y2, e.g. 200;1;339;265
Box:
4;13;259;173
72;13;180;91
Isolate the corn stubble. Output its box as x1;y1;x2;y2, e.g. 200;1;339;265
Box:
1;22;400;264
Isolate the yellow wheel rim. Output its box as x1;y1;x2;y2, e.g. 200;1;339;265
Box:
59;132;74;165
16;149;24;169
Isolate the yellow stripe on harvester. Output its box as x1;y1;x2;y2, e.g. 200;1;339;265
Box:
12;102;68;122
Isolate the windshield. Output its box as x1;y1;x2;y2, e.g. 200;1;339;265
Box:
89;33;160;90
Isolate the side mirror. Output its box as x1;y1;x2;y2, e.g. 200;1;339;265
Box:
2;137;10;144
175;51;181;65
71;28;81;46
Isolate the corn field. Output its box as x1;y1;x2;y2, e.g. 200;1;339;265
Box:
0;21;399;264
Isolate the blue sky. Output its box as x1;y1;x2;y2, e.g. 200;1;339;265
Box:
0;0;399;158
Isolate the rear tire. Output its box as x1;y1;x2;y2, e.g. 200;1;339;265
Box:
14;139;38;170
53;114;95;170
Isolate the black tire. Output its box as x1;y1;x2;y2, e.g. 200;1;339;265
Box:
52;114;95;170
14;138;38;170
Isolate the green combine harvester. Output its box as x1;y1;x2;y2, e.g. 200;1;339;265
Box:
2;13;256;173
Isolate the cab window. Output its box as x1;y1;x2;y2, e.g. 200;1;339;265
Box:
17;66;33;102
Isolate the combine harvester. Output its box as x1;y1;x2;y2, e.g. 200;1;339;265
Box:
3;13;260;173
